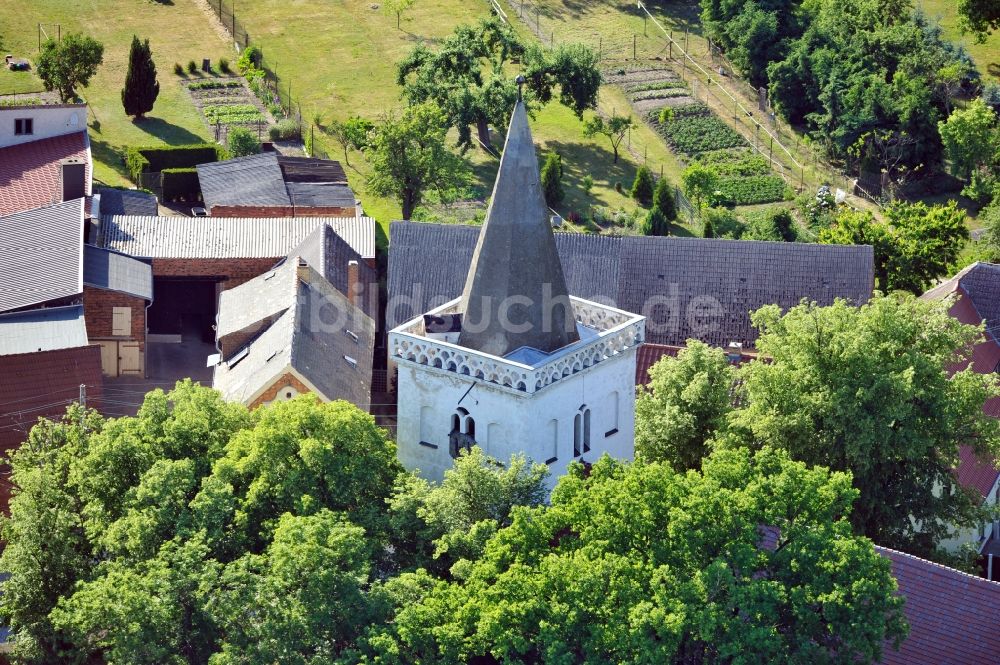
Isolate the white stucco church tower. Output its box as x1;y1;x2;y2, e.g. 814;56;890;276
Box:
388;92;645;485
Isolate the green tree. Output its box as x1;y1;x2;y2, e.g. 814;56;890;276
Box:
682;163;719;214
398;18;600;151
365;102;469;220
959;0;1000;42
226;127;260;157
938;99;999;183
0;384;403;663
653;176;677;220
819;202;969;294
121;35;159;120
540;151;564;207
635;340;734;470
366;448;908;663
37;33;104;102
388;447;548;575
382;0;415;29
582;112;634;164
640;205;669;236
630;165;654;206
327;115;374;167
729;295;1000;557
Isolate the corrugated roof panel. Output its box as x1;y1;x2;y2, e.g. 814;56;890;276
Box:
100;215;375;260
0;199;84;313
0;305;88;355
82;245;153;300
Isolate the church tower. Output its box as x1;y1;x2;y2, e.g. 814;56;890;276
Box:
389;94;645;485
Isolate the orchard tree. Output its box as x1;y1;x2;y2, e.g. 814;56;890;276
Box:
37;33;104;102
364;448;908;663
682;163;719;214
582;112;634;164
959;0;1000;42
635;340;734;470
121;35;159;120
730;295;1000;558
382;0;415;29
365;102;468;219
398;18;600;151
539;152;564;206
327;115;373;167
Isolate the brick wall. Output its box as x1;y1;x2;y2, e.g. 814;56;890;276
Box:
151;258;279;290
208;205;356;217
249;371;313;409
82;287;146;346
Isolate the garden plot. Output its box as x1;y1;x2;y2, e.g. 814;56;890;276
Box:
604;65;696;116
184;78;275;144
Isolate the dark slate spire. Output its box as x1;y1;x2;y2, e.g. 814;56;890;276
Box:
457;99;579;357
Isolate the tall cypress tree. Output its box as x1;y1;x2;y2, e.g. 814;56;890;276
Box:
121;36;159;120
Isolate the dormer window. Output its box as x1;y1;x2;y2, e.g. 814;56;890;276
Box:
14;118;33;136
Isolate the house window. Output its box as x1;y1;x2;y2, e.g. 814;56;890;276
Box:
112;307;132;336
14;118;33;135
605;391;619;437
449;407;476;458
546;419;558;464
573;405;591;457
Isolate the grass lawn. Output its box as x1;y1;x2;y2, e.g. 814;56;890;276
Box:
0;0;233;186
919;0;1000;83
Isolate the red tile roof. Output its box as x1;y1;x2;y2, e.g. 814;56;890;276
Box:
0;132;90;216
878;545;1000;664
635;343;681;385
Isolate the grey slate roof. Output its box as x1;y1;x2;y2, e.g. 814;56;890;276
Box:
197;153;291;209
388;222;875;348
95;188;158;216
213;263;375;409
216;259;297;343
286;223;378;317
457;100;578;356
99;215;376;260
0;199;84;313
83;245;153;300
957;263;1000;343
0;305;88;356
196;153;354;211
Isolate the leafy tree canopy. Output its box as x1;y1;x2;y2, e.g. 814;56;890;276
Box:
37;33;104;102
364;448;908;664
727;295;1000;557
938;98;1000;184
958;0;1000;42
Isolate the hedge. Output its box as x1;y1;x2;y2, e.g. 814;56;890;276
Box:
123;144;227;182
160;168;202;202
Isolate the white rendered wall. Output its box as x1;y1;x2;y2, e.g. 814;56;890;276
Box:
0;105;87;148
396;347;638;487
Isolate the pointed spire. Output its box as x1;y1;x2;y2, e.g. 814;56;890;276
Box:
457;98;579;357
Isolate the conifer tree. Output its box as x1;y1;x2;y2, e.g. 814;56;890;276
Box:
121;36;159;120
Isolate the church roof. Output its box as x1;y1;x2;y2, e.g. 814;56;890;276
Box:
457;100;579;357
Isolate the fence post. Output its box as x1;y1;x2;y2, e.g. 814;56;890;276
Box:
633;34;636;60
599;37;602;60
536;7;540;31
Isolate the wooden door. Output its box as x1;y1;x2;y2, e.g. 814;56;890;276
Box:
118;342;143;376
98;341;119;377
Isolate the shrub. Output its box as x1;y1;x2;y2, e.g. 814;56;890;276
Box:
658;107;674;124
268;118;301;142
702;217;715;238
704;207;745;238
653;177;676;221
122;144;226;181
236;45;262;75
582;175;594;195
219;57;231;74
641;206;669;236
631;166;655;206
227;127;261;158
173;62;184;76
614;181;623;193
540;152;564;206
187;60;198;74
160;168;201;202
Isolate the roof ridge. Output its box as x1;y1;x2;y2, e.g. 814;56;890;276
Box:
875;544;1000;587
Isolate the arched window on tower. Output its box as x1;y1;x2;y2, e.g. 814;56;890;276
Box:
573;405;591;457
449;407;476;458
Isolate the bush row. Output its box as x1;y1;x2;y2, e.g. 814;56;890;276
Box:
160;168;201;202
123;144;227;181
630;89;690;102
203;104;265;125
623;80;688;93
188;79;243;90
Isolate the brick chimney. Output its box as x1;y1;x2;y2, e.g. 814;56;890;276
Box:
60;158;87;201
347;260;361;308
